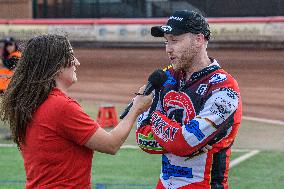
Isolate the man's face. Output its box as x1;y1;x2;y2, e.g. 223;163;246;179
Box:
164;33;199;71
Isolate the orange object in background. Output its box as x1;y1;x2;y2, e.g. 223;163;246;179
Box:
8;51;21;59
96;105;118;128
0;68;13;92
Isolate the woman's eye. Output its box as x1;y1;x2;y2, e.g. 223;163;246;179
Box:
70;55;75;64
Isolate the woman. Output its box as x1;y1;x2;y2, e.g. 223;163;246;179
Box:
0;37;22;92
0;34;152;188
2;37;21;70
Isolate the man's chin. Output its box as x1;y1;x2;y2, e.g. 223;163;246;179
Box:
172;64;183;72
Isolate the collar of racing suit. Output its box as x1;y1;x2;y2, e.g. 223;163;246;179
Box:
175;58;221;91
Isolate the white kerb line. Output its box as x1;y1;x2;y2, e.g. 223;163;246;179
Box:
121;145;139;149
120;145;261;169
229;150;260;169
0;143;16;147
243;116;284;125
0;144;260;169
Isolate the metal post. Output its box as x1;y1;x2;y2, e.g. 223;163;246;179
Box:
43;0;48;18
32;0;38;18
146;0;153;18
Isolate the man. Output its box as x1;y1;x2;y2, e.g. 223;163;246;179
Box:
136;10;242;189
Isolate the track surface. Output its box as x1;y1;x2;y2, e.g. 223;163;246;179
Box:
71;48;284;122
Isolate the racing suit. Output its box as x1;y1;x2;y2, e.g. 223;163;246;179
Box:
136;59;242;189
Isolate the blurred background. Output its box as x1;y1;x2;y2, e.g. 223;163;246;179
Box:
0;0;284;48
0;1;284;189
1;0;284;18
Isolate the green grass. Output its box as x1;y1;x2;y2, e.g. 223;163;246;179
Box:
0;147;25;189
1;147;271;189
229;151;284;189
92;150;246;188
1;101;284;188
0;148;284;189
92;149;160;187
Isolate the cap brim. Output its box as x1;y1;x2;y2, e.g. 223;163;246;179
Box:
151;25;187;37
151;26;165;37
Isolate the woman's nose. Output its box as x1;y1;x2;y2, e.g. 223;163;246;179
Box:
74;57;80;66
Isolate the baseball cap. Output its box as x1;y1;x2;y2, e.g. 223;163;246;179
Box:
151;10;210;40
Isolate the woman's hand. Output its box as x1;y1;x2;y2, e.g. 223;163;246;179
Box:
131;85;153;115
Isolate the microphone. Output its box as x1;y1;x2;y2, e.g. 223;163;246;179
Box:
119;69;168;119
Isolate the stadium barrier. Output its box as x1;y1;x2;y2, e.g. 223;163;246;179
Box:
0;17;284;48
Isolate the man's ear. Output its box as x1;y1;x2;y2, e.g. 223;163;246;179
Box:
195;33;206;47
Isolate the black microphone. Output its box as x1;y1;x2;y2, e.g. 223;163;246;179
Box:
119;69;168;119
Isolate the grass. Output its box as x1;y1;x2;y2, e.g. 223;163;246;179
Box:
0;147;266;189
92;149;246;188
0;148;283;189
0;101;284;189
229;151;284;189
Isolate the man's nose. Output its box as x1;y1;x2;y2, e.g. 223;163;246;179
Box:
166;44;173;54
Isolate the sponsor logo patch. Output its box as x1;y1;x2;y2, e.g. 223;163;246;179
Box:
196;84;208;95
151;113;179;142
209;73;227;84
161;25;172;32
169;16;184;21
210;97;236;121
162;155;193;180
185;120;205;141
138;133;164;151
220;88;238;100
163;91;196;124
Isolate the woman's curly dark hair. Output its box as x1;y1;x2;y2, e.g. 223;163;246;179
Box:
0;34;75;147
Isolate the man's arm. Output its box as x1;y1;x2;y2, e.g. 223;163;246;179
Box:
150;87;240;157
136;119;167;154
136;90;167;154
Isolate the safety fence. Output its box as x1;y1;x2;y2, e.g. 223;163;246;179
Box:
0;17;284;48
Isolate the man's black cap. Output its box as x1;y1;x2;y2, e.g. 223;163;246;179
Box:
151;10;210;40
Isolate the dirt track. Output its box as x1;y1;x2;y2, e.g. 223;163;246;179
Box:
70;48;284;122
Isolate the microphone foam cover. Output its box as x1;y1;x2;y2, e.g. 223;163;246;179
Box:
148;69;168;89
